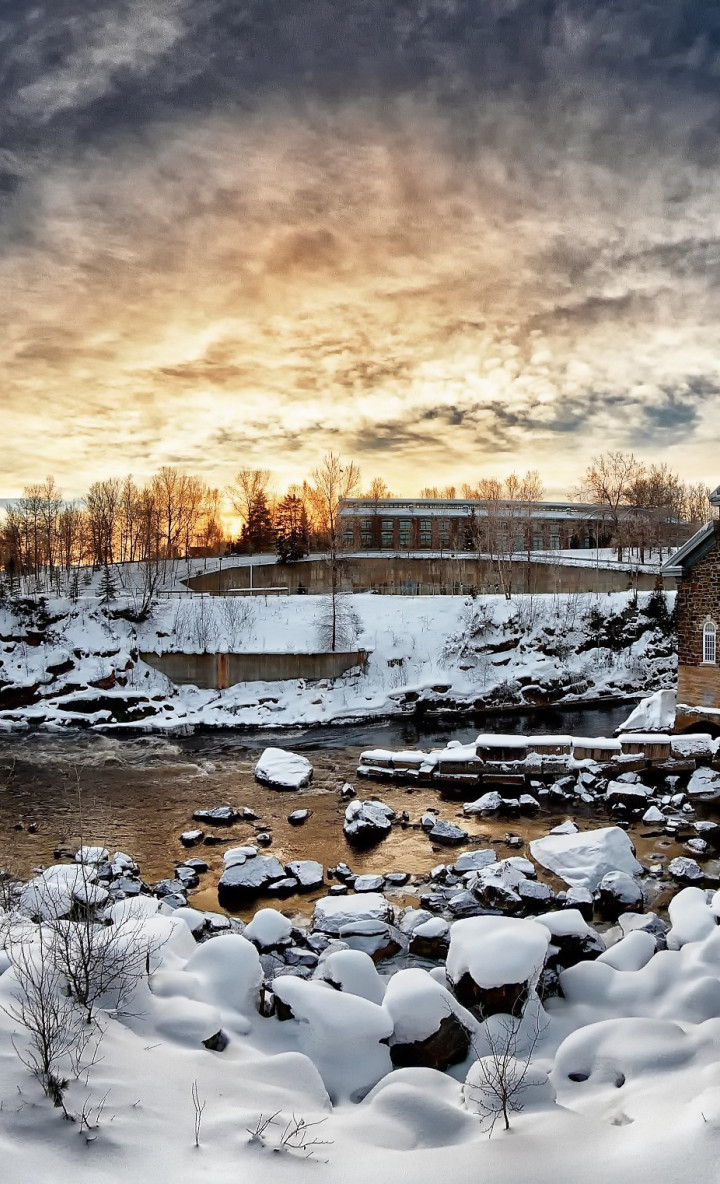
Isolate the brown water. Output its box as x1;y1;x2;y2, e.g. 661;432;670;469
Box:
0;726;698;922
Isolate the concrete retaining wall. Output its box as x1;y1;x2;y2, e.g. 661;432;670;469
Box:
187;556;674;597
140;650;369;689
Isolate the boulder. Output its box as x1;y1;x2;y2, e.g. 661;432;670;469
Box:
409;917;450;960
244;908;293;950
383;969;472;1071
180;830;204;847
686;768;720;802
313;892;394;936
255;748;313;791
286;860;324;892
463;792;502;815
354;874;385;893
446;915;550;1017
530;826;642;891
668;856;704;884
597;871;644;921
454;849;497;874
428;820;469;846
193;806;240;825
288;809;311;826
217;855;286;908
343;800;395;847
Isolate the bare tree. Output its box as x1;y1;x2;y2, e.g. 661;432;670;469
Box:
310;452;361;651
465;997;547;1135
577;451;645;561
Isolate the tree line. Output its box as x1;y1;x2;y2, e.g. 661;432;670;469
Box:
0;451;713;588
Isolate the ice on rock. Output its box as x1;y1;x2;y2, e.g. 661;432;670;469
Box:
244;908;293;949
271;976;393;1102
530;825;642;891
668;856;704;884
316;949;386;1004
254;747;313;790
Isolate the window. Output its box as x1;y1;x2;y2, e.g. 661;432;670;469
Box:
550;531;560;550
439;518;451;546
381;519;395;549
533;534;544;551
419;517;432;547
703;620;717;664
398;518;412;548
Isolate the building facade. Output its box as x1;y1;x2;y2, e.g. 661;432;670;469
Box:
340;497;679;554
663;484;720;729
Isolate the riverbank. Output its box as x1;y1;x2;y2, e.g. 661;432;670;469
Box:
0;588;676;732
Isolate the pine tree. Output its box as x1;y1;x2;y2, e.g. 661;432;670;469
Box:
99;563;117;606
275;495;310;564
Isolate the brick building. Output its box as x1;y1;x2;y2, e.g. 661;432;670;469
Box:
341;497;686;555
663;484;720;730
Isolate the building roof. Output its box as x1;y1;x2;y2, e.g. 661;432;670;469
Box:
661;519;720;576
710;484;720;507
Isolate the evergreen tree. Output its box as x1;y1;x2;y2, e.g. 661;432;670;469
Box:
99;563;117;606
275;495;310;563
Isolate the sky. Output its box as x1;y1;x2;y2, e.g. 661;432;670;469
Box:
2;0;720;499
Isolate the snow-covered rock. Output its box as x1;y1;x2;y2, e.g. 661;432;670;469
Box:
244;908;293;950
286;860;324;891
668;856;704;884
383;968;472;1070
315;949;386;1004
343;799;395;846
427;819;468;846
271;976;393;1102
217;855;286;907
313;892;394;936
617;689;676;733
254;747;313;790
686;767;720;801
463;791;502;815
597;871;644;920
530;826;643;891
453;848;497;873
446;915;550;1015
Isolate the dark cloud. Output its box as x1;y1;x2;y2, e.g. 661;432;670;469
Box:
2;2;720;493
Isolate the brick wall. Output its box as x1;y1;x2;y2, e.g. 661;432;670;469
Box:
675;523;720;666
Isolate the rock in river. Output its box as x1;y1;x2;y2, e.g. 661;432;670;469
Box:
254;748;313;790
217;855;286;908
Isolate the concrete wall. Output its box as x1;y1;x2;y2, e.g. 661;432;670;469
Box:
187;556;675;597
140;649;368;689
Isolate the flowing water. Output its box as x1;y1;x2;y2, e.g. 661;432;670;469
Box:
0;703;691;920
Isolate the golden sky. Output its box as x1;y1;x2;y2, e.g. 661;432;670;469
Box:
3;2;720;499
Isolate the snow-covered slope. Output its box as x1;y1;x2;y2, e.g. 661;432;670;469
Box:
0;588;676;731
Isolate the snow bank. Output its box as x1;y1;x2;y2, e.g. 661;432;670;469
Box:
617;689;676;733
271;976;393;1101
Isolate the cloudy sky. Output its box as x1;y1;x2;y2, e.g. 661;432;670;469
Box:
2;0;720;498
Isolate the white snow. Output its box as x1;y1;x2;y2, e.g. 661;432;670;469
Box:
244;909;293;949
618;689;676;733
254;747;313;789
446;916;550;990
313;893;394;936
530;826;643;891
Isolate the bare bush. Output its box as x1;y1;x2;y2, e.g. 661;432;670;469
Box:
466;996;548;1135
315;595;360;652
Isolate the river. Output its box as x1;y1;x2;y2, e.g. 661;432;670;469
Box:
0;702;687;920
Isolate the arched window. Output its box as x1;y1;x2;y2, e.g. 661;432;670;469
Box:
704;620;717;665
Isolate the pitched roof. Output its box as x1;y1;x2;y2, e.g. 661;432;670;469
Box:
711;484;720;507
662;520;720;576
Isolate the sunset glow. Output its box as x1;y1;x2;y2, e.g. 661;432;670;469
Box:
3;2;720;497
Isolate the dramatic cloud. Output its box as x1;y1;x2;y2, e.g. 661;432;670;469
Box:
1;1;720;495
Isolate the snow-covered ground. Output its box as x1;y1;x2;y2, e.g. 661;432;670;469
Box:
3;859;720;1184
0;586;676;730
